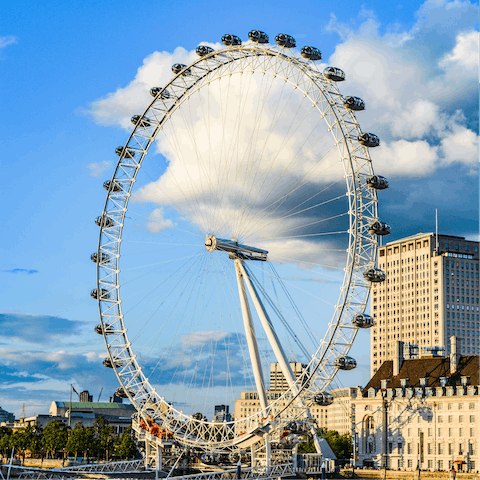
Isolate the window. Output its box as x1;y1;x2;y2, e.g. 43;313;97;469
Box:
470;415;475;423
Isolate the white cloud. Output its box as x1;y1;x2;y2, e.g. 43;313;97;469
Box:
0;36;16;50
181;331;228;347
440;31;479;70
84;160;111;178
146;208;175;233
440;124;479;168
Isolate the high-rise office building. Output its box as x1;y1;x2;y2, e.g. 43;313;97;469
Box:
269;362;308;391
370;233;479;376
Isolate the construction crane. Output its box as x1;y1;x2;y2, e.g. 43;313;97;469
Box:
97;387;103;403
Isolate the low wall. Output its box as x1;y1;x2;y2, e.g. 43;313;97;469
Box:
337;468;480;480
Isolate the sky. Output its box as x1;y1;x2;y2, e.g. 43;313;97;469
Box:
0;0;478;419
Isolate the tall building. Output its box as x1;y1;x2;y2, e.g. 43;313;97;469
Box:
370;233;479;376
270;362;308;391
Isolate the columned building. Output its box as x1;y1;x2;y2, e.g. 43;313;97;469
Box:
371;233;479;376
355;339;479;473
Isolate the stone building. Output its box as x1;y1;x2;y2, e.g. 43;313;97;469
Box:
354;339;479;473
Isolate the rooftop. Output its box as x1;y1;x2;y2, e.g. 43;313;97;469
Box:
363;355;479;395
53;401;135;410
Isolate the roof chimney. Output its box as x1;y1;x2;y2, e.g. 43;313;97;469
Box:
393;341;404;376
450;336;460;375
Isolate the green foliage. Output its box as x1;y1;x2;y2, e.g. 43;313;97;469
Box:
0;426;13;456
42;420;69;458
297;429;352;459
66;422;96;461
93;417;115;461
321;429;352;459
114;427;138;459
192;412;207;421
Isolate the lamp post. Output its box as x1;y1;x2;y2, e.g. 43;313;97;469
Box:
380;388;388;480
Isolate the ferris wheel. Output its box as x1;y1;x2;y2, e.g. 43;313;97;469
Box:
92;30;389;455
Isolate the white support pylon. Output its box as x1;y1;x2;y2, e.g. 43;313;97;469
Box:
234;259;271;467
238;262;324;456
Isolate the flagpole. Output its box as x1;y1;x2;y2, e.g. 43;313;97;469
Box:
68;384;72;427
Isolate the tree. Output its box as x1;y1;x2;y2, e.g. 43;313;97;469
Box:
321;429;352;459
192;412;207;421
11;426;34;465
0;426;13;458
297;429;352;459
42;420;69;459
66;422;96;462
115;427;138;459
93;417;114;461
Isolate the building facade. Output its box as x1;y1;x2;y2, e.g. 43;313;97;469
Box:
371;233;479;376
355;340;479;473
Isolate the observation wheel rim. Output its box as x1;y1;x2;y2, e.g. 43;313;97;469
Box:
95;41;379;448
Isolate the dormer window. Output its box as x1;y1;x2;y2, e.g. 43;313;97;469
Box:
461;376;470;386
420;377;428;387
400;378;409;388
381;379;389;389
440;377;448;387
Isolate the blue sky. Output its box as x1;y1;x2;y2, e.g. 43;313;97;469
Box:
1;0;478;419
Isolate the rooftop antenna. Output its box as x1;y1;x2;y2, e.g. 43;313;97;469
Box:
20;402;26;420
435;208;439;255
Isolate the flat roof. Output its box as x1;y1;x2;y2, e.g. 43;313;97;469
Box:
54;401;135;410
384;232;470;246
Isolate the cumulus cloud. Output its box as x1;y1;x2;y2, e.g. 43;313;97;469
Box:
84;160;111;178
146;207;175;233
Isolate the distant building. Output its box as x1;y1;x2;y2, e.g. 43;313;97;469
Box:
12;392;137;435
270;362;308;392
213;405;231;422
371;233;479;376
50;400;135;419
355;339;479;473
0;406;14;424
79;390;93;402
327;387;360;436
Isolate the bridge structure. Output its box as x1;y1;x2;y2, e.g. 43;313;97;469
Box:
3;458;335;480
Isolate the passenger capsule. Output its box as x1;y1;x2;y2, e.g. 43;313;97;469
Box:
150;87;171;99
131;115;151;128
103;357;125;369
172;63;192;76
313;392;333;406
95;215;115;228
95;215;114;228
115;146;135;158
196;45;214;57
358;133;380;147
275;34;296;48
366;175;389;190
90;252;111;264
221;34;242;46
103;180;122;192
343;96;365;111
334;356;357;370
94;324;115;335
300;46;322;61
368;221;391;236
248;30;269;44
363;268;386;283
90;288;110;300
352;313;375;328
323;67;345;82
115;386;134;399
